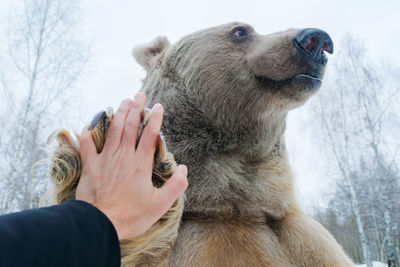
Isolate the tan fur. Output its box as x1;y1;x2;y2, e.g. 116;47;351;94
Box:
169;140;353;266
137;22;354;266
47;22;354;266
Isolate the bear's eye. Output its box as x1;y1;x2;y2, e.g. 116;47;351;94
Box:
232;27;249;41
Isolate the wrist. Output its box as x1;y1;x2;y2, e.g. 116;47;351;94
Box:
100;209;127;240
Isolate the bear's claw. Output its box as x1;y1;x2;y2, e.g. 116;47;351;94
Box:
88;107;114;153
88;110;106;131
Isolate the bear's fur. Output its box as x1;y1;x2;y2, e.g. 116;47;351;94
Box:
132;22;354;266
48;22;355;266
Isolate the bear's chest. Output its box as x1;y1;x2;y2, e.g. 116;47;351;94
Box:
169;219;295;267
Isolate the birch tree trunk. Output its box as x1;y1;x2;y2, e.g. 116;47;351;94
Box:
319;110;373;267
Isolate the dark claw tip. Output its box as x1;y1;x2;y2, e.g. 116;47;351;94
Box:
88;110;106;130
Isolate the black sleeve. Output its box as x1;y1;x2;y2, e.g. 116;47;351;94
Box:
0;200;121;267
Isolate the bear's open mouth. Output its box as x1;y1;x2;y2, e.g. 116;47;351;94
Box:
255;73;322;91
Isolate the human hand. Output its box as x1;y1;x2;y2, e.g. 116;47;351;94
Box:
75;92;188;240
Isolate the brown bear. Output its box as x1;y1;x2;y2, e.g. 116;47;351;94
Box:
47;22;355;266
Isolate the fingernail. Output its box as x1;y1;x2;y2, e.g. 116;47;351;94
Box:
81;125;88;134
134;92;145;101
152;103;163;113
178;165;188;176
122;98;131;106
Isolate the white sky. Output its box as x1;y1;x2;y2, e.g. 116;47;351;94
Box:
1;0;400;210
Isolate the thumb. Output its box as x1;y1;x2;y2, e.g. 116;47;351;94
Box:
154;165;188;214
79;126;97;165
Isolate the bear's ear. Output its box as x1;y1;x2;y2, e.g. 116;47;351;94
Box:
132;36;170;71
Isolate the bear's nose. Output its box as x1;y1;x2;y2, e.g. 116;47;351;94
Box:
294;28;333;65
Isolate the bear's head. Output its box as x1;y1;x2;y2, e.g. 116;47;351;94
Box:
133;22;333;161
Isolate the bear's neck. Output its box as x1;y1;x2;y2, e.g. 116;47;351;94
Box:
159;92;288;163
142;67;288;162
143;82;294;220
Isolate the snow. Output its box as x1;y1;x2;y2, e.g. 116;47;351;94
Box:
356;261;387;267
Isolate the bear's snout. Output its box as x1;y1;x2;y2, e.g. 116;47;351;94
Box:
294;28;333;67
246;27;333;83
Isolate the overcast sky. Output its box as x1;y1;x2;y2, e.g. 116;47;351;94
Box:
1;0;399;210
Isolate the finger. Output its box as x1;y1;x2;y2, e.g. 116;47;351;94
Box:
79;126;97;165
153;165;188;214
103;98;132;155
121;92;146;151
136;103;164;170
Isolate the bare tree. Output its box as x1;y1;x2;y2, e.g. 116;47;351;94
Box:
311;35;400;266
0;0;89;213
